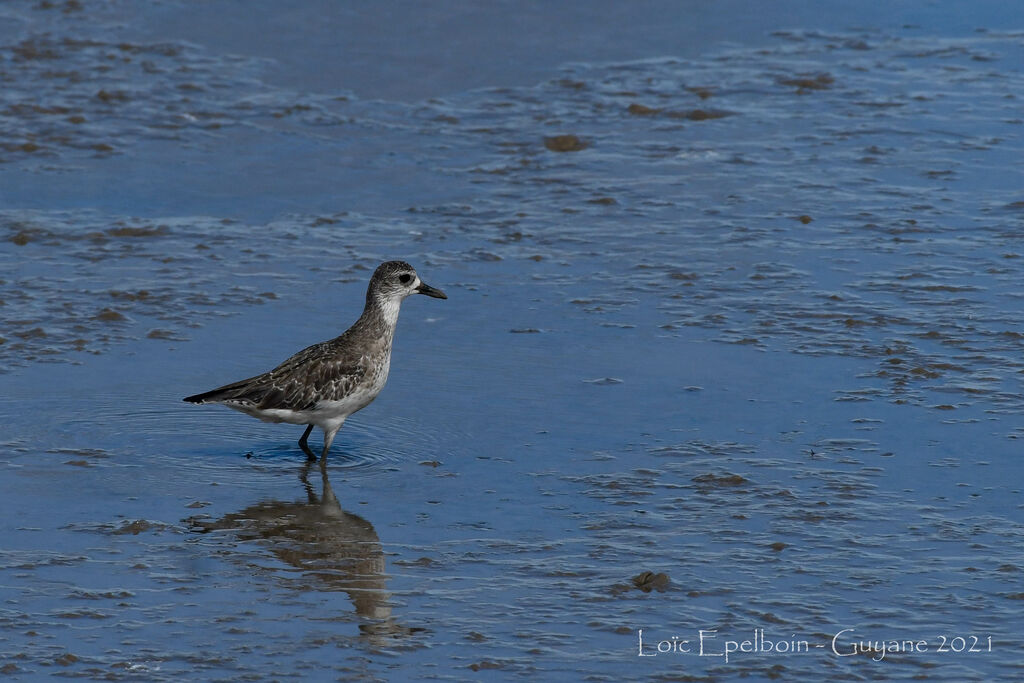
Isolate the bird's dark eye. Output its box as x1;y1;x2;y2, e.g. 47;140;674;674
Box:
398;273;412;284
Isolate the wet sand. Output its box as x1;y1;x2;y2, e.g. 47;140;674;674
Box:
2;1;1023;680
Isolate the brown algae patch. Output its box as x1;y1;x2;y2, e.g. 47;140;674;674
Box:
627;103;661;116
665;108;733;121
692;473;750;488
106;225;169;238
778;72;835;92
543;134;588;152
632;571;670;592
608;571;671;596
628;103;734;120
93;308;126;322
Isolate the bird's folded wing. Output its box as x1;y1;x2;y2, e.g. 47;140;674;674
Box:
184;339;369;410
254;355;367;411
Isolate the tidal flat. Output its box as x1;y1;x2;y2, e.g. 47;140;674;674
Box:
1;1;1023;680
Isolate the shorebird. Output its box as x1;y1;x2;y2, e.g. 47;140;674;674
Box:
184;261;447;460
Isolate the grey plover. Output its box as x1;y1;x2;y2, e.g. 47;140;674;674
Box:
184;261;447;460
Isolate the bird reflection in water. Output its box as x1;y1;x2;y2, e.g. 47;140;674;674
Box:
189;460;419;646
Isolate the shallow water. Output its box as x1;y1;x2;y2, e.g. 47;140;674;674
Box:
2;1;1024;680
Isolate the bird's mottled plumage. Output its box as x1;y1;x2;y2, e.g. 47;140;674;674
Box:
184;261;447;459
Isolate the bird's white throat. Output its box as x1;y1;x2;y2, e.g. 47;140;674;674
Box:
375;295;403;328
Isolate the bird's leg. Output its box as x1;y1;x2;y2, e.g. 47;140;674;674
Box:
321;424;341;460
298;424;316;461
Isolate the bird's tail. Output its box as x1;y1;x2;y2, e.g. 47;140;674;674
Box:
183;388;223;404
183;376;261;404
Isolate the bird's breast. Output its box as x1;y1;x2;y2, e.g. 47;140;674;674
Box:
367;351;391;394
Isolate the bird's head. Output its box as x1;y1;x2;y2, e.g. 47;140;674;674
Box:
367;261;447;308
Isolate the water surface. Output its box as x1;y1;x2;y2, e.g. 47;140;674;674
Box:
2;1;1023;680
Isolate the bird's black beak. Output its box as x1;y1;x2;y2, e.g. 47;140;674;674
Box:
416;281;447;299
